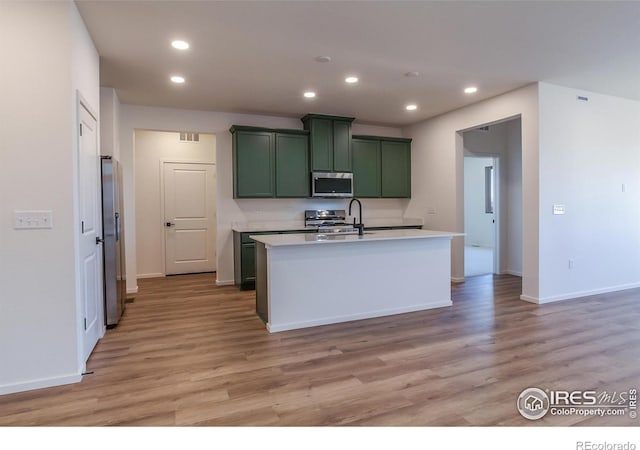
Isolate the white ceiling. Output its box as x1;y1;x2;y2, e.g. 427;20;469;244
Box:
76;0;640;127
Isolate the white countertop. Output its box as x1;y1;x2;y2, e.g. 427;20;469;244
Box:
232;217;423;232
250;229;463;247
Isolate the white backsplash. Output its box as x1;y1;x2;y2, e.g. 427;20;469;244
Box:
234;197;411;225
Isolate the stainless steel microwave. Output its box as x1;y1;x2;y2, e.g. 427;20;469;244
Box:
311;172;354;198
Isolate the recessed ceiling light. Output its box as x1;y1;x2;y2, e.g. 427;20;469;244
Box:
404;71;420;77
405;104;417;111
464;86;478;94
345;76;359;84
171;40;189;50
170;75;185;84
315;56;331;63
303;91;316;98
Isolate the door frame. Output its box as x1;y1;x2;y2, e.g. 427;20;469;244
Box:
159;159;217;276
74;91;104;374
463;154;501;276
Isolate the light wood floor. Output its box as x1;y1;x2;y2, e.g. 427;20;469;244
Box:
1;274;639;426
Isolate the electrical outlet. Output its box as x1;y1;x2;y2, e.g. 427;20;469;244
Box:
14;210;53;229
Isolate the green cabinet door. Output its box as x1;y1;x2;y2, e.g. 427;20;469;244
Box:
352;138;381;197
233;129;275;198
240;242;256;285
302;114;354;172
332;120;352;172
275;133;310;197
308;118;333;171
381;140;411;198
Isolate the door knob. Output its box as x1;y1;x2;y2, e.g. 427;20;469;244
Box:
96;236;104;244
165;222;175;227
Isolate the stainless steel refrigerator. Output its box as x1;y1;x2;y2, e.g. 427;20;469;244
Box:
101;156;126;327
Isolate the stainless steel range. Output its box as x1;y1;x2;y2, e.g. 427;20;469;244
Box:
304;210;359;235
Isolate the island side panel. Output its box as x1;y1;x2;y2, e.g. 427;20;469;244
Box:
255;241;269;323
265;237;453;332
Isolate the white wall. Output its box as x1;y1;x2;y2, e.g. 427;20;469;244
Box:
506;120;523;276
536;83;640;302
100;87;121;159
119;105;406;290
463;119;523;275
0;1;99;394
403;84;538;297
135;130;216;277
463;156;495;248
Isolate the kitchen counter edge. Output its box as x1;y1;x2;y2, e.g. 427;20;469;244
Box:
250;229;464;247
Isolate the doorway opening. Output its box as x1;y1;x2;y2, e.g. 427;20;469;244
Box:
462;118;523;279
464;155;497;276
134;130;217;279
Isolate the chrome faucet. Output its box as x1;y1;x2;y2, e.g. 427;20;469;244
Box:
348;198;364;236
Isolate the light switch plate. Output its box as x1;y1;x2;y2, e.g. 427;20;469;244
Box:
552;204;566;215
14;210;53;229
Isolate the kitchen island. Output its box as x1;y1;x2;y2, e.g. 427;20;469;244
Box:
252;229;462;332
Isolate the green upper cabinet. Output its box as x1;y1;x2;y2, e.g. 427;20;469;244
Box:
232;127;275;198
381;139;412;198
232;119;410;199
352;137;381;197
353;135;412;198
301;114;354;172
275;132;310;197
231;126;309;198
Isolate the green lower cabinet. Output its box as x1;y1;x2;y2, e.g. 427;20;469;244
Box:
234;231;263;290
381;140;412;198
234;229;316;290
275;133;310;197
240;243;256;287
352;137;381;197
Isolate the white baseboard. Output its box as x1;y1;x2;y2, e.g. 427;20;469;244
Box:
519;294;539;304
504;270;523;277
137;273;164;279
521;281;640;304
126;286;138;295
451;277;465;283
0;373;82;396
266;300;453;333
215;279;235;286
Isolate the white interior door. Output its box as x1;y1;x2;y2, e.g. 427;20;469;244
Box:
78;103;103;361
163;162;216;275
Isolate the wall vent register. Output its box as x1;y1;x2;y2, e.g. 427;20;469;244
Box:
179;132;200;142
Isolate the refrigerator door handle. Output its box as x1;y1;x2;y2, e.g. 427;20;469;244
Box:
115;212;120;241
